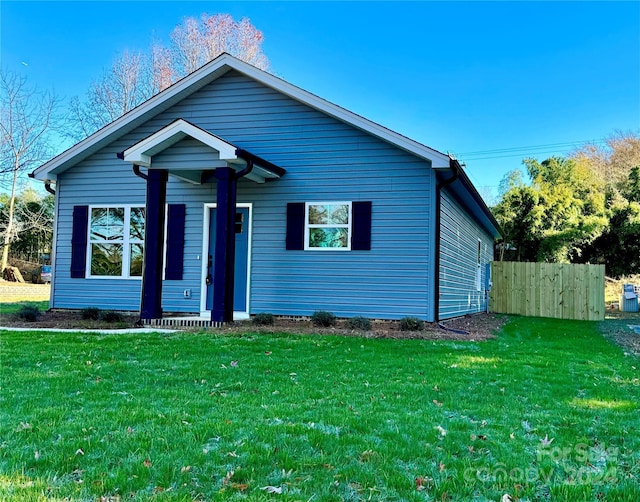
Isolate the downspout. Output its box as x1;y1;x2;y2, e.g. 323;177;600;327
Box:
132;164;148;180
44;182;56;195
233;157;254;180
434;158;460;322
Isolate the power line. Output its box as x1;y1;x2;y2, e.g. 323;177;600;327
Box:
456;138;608;160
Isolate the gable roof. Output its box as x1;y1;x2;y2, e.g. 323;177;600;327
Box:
32;53;451;182
31;52;500;237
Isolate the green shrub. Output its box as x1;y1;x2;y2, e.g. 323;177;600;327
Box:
311;310;336;327
345;316;372;331
253;313;274;326
100;310;124;323
81;307;101;320
16;304;40;322
399;316;423;331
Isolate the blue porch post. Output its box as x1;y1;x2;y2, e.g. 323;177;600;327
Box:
212;167;237;323
140;169;168;319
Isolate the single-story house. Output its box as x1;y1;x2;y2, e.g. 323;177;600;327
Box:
32;53;501;323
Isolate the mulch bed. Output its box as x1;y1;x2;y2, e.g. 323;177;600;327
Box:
3;308;639;354
599;311;640;357
0;309;507;341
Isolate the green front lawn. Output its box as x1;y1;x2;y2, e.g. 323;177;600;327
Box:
0;301;49;316
1;317;638;501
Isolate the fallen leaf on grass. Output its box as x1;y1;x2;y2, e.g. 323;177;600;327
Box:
435;425;447;437
265;351;272;356
16;422;32;432
415;476;432;491
180;466;191;473
432;399;443;407
439;462;446;472
75;448;84;456
143;458;151;468
222;470;234;485
230;360;239;367
359;449;377;462
540;434;554;447
261;485;283;494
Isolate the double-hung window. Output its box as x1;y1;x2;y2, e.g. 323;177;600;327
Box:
88;206;145;278
305;202;352;250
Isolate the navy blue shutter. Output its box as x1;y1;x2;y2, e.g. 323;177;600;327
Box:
286;202;305;250
351;201;372;250
165;204;186;280
70;205;89;278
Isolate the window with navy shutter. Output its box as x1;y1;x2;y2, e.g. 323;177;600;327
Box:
286;201;372;251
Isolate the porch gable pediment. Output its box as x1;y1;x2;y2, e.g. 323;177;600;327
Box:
120;118;284;184
122;119;239;168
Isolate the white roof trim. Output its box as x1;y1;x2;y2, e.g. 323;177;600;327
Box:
33;53;450;181
122;119;237;167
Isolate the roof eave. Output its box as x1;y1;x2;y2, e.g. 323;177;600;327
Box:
436;159;503;239
32;57;237;181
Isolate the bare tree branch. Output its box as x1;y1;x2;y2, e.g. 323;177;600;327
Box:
66;13;269;141
0;69;58;271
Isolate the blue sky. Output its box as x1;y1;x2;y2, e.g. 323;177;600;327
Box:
2;1;639;202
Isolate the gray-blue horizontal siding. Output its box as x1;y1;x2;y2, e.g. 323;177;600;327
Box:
53;71;434;319
439;189;494;320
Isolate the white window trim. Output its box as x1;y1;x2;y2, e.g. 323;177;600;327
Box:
304;201;352;251
86;204;145;279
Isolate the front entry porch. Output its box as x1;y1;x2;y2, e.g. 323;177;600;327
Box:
118;119;285;323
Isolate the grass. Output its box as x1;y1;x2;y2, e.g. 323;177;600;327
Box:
0;301;49;317
0;317;638;501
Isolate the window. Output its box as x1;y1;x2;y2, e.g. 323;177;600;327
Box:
305;202;352;250
88;206;145;278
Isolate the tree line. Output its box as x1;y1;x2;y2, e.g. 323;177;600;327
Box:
493;132;640;277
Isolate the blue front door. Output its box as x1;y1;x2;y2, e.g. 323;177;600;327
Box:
206;206;250;313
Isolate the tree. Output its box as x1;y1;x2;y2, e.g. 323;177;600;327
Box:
67;13;268;140
493;156;607;263
626;166;640;203
572;131;640;205
0;188;54;263
68;50;150;139
167;14;268;77
0;70;58;272
579;166;640;277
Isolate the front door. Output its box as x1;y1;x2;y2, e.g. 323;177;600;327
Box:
205;206;250;317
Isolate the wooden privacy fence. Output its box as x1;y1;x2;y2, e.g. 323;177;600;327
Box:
490;261;605;321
